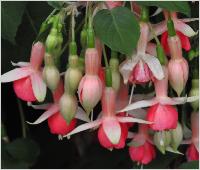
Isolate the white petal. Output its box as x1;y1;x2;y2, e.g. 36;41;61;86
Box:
30;72;47;102
102;118;121;144
160;96;199;105
150;8;162;17
132;92;155;102
28;103;51;110
75;107;90;122
117;116;153;124
175;20;198;37
26;104;58;124
149;21;167;40
119;58;138;84
142;54;164;80
117;98;157;113
180;18;199;23
1;67;33;82
11;61;31;67
63;119;102;138
166;146;184;155
186;96;199;103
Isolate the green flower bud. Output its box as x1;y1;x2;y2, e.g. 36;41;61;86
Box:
81;27;87;48
170;122;183;151
45;28;59;53
59;93;78;124
154;131;171;154
189;79;199;111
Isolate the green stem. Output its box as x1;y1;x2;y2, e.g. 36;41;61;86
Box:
102;44;109;68
17;98;27;138
25;9;37;35
71;9;75;42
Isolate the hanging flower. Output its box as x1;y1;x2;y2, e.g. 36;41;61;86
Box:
63;87;152;150
119;22;164;84
1;42;46;102
152;11;198;54
27;80;90;136
129;125;156;165
118;66;199;131
78;48;103;114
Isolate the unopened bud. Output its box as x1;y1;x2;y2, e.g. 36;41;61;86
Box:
59;93;78;124
154;131;171;154
170;122;183;151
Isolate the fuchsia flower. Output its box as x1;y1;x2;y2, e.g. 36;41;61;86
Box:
105;1;123;9
129;125;156;165
118;66;199;131
167;33;189;96
78;48;103;114
1;42;46;102
64;87;152;150
27;80;90;136
120;22;164;84
186;112;199;161
151;11;198;54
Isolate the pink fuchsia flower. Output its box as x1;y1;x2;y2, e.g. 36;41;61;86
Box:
64;87;152;150
78;48;103;114
167;34;189;96
1;42;46;102
118;66;199;131
129;125;156;165
27;80;90;136
185;112;199;161
105;1;123;9
119;22;164;85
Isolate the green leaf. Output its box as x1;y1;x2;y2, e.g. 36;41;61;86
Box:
6;138;40;165
136;1;190;17
47;1;64;9
94;7;140;56
2;2;27;44
178;161;199;169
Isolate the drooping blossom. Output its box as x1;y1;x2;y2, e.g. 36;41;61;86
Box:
167;23;189;96
120;22;164;85
64;87;152;150
118;66;199;131
1;42;46;102
129;125;156;165
186;112;199;161
151;11;198;54
78;48;103;114
27;80;90;136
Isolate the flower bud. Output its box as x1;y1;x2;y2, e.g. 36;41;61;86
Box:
45;28;59;53
168;57;188;96
78;75;102;114
154;131;171;154
170;122;183;151
65;55;82;94
189;79;199;111
59;93;78;124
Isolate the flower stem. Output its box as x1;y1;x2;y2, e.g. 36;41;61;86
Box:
17;98;27;138
148;23;160;45
102;44;109;68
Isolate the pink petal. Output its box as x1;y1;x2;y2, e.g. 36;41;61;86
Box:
30;72;47;102
63;119;102;138
28;103;52;110
117;116;153;124
1;67;33;82
127;132;136;139
128;134;146;147
146;43;157;56
181;139;192;145
26;104;58;124
149;21;167;40
180;18;199;23
102;117;121;144
175;20;197;37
